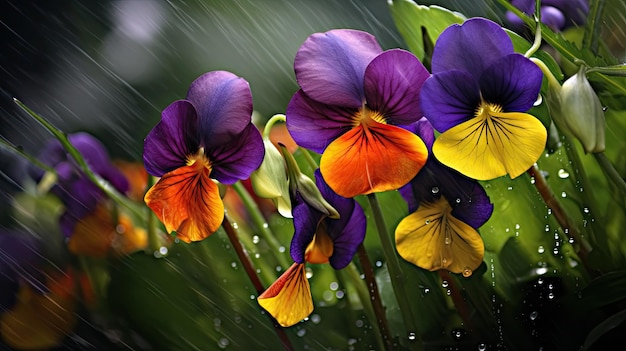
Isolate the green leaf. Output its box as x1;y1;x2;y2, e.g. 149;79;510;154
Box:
388;0;465;61
581;309;626;350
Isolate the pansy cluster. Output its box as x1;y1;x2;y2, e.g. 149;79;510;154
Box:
4;0;622;349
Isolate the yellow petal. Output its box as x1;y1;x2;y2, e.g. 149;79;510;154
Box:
320;122;427;198
144;162;224;243
305;224;333;264
432;112;547;180
258;263;313;327
395;196;484;275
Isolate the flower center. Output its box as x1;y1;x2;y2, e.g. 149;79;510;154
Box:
475;100;503;120
186;147;212;169
354;103;386;127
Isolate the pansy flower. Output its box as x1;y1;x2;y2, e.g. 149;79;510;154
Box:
506;0;589;32
286;29;429;198
29;132;130;237
258;169;366;327
143;71;264;243
421;18;546;181
396;118;494;276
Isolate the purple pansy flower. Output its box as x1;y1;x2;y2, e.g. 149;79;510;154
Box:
421;18;547;181
395;118;494;275
258;169;366;327
30;132;129;236
143;71;264;243
286;29;429;198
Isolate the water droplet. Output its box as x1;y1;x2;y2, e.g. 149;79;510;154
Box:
252;235;260;244
262;222;269;228
455;198;461;203
336;290;345;299
217;338;230;349
305;267;313;278
249;294;256;300
329;282;339;291
583;207;590;214
441;257;447;264
408;332;416;341
444;236;451;245
355;319;364;328
311;314;321;324
297;329;306;337
534;94;542;106
538;246;545;254
462;267;473;277
478;343;487;351
278;246;286;253
441;280;449;288
529;311;539;320
425;219;431;225
557;169;570;178
230;262;237;269
431;186;439;194
276;266;283;272
507;186;513;191
375;260;383;267
561;191;567;198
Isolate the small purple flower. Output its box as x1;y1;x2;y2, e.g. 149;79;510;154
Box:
396;118;494;275
30;133;129;236
506;0;589;31
290;169;367;269
143;71;264;242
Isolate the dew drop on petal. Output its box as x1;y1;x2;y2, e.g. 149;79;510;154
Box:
462;267;473;277
431;186;439;194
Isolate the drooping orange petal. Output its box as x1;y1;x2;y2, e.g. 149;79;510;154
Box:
258;263;313;327
395;196;484;276
144;162;224;243
432;111;547;180
305;224;333;264
320;122;427;198
111;214;148;256
1;275;77;350
68;204;115;257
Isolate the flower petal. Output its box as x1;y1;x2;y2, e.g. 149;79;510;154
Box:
431;18;513;79
315;170;366;269
208;123;264;184
479;54;543;112
320;122;428;198
294;29;382;107
432;111;547;180
421;70;481;132
187;71;253;147
364;49;429;125
395;197;484;275
286;90;357;153
143;100;199;177
258;263;313;327
144;162;224;242
290;193;323;264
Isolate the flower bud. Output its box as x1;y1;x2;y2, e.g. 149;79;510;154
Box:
280;144;339;219
558;65;605;153
250;138;292;218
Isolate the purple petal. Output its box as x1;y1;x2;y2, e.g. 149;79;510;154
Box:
421;70;481;132
449;181;494;228
290;193;321;264
479;54;543;112
208;123;264;184
364;49;429;125
315;170;365;269
432;18;513;80
143;100;199;177
540;6;566;30
186;71;253;147
294;29;382;108
545;0;588;26
286;90;357;153
68;133;111;175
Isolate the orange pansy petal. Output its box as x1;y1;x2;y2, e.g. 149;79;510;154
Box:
395;197;484;275
320;122;427;198
68;204;115;257
258;263;313;327
145;162;224;243
305;225;333;264
1;278;76;350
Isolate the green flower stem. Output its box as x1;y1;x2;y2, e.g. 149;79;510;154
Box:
263;114;286;139
367;193;421;348
355;243;394;351
221;214;295;351
145;176;162;253
593;152;626;195
232;181;291;269
524;10;542;58
0;137;57;175
527;165;595;274
13;98;144;219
